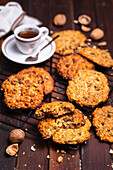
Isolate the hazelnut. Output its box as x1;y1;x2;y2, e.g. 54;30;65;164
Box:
6;143;18;156
78;15;91;25
81;25;91;32
54;14;66;26
90;28;104;40
9;129;25;143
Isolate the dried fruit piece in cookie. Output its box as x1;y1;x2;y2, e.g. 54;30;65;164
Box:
1;67;54;109
35;101;76;118
38;110;85;139
52;116;91;144
57;53;95;80
66;70;110;108
51;30;87;55
77;47;113;67
92;105;113;143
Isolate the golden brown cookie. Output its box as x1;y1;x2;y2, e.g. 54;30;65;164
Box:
51;30;87;55
66;70;110;108
38;111;85;139
35;101;76;118
77;47;113;67
52;116;91;144
57;53;95;80
1;67;54;109
92;105;113;143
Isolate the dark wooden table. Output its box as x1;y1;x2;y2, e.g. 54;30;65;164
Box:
0;0;113;170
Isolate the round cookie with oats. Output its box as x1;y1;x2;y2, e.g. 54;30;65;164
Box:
92;105;113;143
1;67;54;109
51;30;87;55
57;53;95;80
66;70;110;108
77;46;113;68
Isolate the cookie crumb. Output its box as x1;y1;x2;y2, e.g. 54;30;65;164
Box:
73;20;78;24
57;156;63;163
38;165;41;168
15;154;18;157
50;30;54;34
47;155;50;159
56;150;59;153
111;163;113;169
109;149;113;154
61;150;66;154
31;145;36;152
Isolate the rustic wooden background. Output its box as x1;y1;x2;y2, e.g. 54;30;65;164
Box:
0;0;113;170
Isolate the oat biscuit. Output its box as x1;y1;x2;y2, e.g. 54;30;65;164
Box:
52;116;91;144
51;30;87;55
57;53;95;80
92;105;113;143
66;70;110;108
1;67;54;109
77;47;113;67
35;101;76;118
38;111;85;139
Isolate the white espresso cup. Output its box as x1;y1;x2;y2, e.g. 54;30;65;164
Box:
14;24;49;54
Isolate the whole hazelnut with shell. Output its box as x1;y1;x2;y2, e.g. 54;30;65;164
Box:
9;129;25;143
54;14;66;26
90;28;104;40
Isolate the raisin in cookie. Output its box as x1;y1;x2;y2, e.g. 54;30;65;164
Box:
92;105;113;143
35;101;76;118
77;47;113;67
57;53;95;80
38;111;85;139
52;116;91;144
66;70;110;108
51;30;87;55
1;67;54;109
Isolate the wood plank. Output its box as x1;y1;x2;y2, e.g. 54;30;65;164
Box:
73;0;113;170
49;0;80;169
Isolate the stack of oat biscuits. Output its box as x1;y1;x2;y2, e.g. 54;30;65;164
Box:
51;30;113;143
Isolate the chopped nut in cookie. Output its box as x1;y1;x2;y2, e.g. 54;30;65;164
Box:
6;143;18;156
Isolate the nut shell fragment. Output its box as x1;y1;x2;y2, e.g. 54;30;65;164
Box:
6;144;18;156
90;28;104;40
9;129;25;143
81;25;91;32
78;15;91;25
54;14;66;26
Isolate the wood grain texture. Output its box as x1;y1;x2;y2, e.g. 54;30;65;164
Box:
0;0;113;170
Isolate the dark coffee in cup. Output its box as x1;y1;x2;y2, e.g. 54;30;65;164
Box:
18;29;39;38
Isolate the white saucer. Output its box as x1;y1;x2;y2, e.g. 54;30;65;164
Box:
2;34;56;65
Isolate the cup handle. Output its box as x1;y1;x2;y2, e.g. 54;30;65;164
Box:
40;27;49;43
